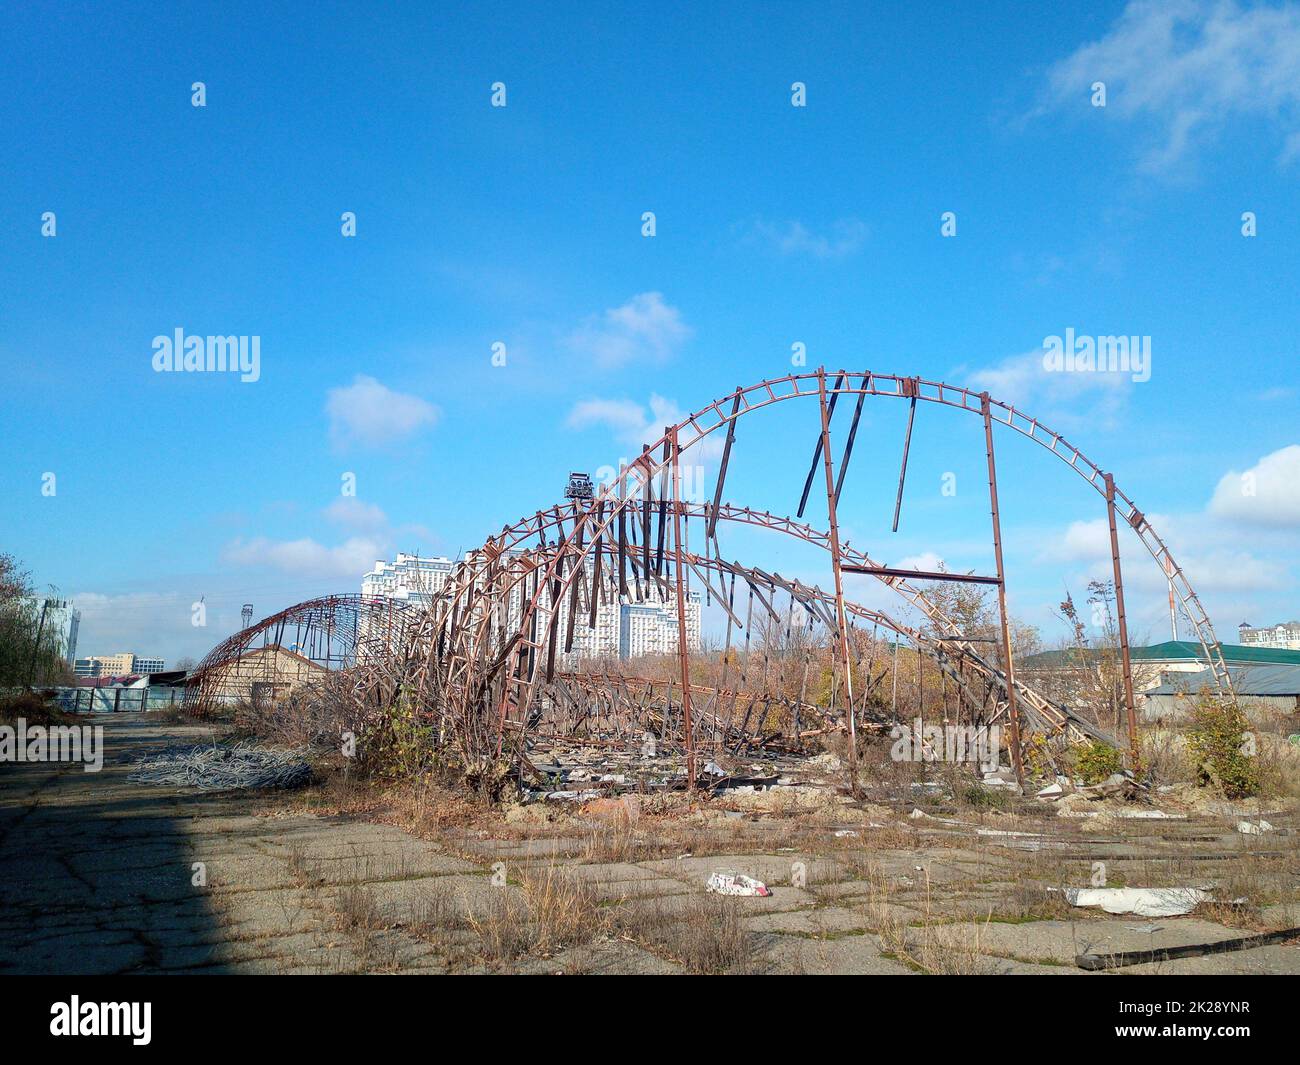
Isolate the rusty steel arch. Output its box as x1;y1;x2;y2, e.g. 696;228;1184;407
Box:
413;499;1112;748
474;369;1226;788
185;594;425;715
516;541;1116;748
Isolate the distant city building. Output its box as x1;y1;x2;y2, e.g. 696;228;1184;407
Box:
1237;621;1300;650
619;592;703;658
535;571;702;662
362;553;455;609
63;606;80;665
74;653;164;677
362;551;702;661
73;658;97;677
24;597;79;665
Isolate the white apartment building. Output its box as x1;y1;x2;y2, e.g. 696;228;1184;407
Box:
498;558;702;663
363;551;702;663
1238;621;1300;651
619;592;703;658
362;553;455;608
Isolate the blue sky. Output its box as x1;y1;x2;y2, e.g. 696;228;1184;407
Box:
2;0;1298;663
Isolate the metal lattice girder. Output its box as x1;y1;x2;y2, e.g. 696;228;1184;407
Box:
195;371;1222;780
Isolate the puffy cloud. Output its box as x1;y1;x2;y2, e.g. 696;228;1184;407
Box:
324;497;389;533
325;375;438;449
567;292;691;368
1039;518;1112;563
965;349;1134;427
1208;444;1300;526
567;393;683;450
895;552;947;572
68;591;224;665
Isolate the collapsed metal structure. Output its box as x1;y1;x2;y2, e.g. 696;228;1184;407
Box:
191;371;1230;790
187;594;422;712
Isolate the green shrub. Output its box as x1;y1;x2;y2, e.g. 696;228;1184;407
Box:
1073;741;1126;785
359;697;437;779
1185;694;1259;799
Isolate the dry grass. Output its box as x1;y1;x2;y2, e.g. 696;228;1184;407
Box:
463;859;609;965
581;814;652;863
520;862;609;954
464;890;534;964
617;894;758;974
332;882;386;934
862;863;997;974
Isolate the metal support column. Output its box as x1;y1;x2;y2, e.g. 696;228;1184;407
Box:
669;427;697;789
980;394;1024;786
816;369;859;795
1105;473;1141;769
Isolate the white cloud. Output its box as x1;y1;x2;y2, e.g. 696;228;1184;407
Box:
1179;549;1285;593
567;393;686;450
965;349;1133;425
565;393;728;500
1041;518;1112;563
746;218;869;259
1119;544;1285;596
1045;500;1289;630
324;497;389;533
221;536;386;579
567;292;691;368
220;497;437;584
896;552;947;572
566;398;649;444
1208;444;1300;526
325;375;438;449
1040;0;1300;172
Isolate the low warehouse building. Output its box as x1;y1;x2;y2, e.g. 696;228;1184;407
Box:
1142;664;1300;722
191;644;328;707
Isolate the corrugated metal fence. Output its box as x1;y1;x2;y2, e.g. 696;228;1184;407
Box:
53;687;185;713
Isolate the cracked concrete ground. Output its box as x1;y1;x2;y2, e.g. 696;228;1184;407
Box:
2;714;1298;975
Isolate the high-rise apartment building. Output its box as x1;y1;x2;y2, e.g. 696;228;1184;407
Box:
362;552;703;661
362;554;455;608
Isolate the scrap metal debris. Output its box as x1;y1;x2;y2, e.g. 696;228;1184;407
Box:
128;740;312;791
1077;926;1300;971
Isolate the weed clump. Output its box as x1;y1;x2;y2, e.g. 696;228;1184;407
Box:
1186;694;1259;799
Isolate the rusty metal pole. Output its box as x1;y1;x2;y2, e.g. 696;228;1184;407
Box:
669;427;697;789
1105;473;1140;770
816;369;859;796
980;393;1024;787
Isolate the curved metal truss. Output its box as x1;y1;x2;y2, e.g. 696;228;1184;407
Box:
191;370;1227;792
412;501;1116;757
186;594;424;713
419;370;1227;788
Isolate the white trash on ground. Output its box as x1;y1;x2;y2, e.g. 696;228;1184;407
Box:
1063;886;1211;917
707;872;771;897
